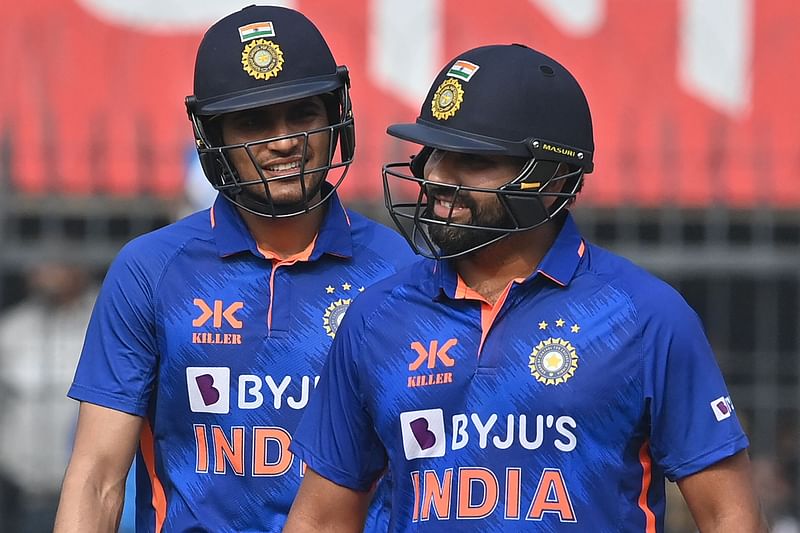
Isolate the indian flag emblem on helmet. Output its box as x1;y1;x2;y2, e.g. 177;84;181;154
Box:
241;39;284;81
447;60;480;82
238;21;275;42
431;78;464;121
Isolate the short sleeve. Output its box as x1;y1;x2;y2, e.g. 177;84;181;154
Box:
644;291;749;480
68;243;160;416
290;311;387;491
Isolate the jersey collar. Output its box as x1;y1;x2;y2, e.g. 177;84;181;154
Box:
210;188;353;260
427;212;585;299
533;213;585;287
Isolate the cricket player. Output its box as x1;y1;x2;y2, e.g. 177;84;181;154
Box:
285;44;765;532
54;6;415;532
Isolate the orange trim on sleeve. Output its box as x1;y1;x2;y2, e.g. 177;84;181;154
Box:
638;440;657;533
209;206;216;229
140;421;167;533
577;239;585;258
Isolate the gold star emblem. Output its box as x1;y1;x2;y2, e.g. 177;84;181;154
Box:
342;282;352;291
325;286;335;294
545;353;563;369
555;318;565;327
538;321;548;330
571;324;580;333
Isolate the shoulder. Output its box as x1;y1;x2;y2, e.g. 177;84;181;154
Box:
581;242;698;327
344;258;433;326
344;209;416;262
106;209;214;288
121;209;211;257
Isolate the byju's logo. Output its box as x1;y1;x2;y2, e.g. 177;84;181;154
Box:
711;396;733;422
400;408;446;460
710;395;735;422
187;367;230;414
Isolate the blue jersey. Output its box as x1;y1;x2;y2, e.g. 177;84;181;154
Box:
291;214;748;532
69;192;416;532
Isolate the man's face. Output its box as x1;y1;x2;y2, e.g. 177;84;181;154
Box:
423;149;524;256
219;95;332;209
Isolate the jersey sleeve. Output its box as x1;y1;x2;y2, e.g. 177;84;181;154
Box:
290;309;387;491
67;242;160;417
643;288;749;481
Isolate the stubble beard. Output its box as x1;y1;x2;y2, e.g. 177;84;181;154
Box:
425;193;514;257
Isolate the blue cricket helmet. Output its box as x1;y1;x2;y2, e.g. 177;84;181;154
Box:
383;44;594;258
186;5;355;217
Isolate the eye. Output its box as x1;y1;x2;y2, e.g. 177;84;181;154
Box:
237;117;260;129
228;113;263;132
289;101;326;124
460;154;493;169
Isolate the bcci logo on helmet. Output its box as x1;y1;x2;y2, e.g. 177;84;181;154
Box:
431;78;464;120
241;39;284;80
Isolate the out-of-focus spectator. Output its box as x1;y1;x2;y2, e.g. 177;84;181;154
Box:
752;456;800;533
0;261;97;532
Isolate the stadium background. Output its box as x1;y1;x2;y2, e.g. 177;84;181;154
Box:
1;0;798;530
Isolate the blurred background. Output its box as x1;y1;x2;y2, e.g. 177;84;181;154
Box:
1;0;798;531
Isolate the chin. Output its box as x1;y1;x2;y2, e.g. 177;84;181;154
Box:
241;181;306;202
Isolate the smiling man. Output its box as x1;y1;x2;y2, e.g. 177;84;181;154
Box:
53;6;415;533
285;44;766;532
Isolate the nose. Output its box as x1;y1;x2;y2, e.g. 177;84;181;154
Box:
261;120;302;154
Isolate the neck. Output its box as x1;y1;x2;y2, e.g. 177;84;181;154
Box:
453;221;561;305
238;205;326;259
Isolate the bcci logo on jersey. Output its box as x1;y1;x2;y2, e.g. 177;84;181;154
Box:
322;298;351;338
529;338;578;386
186;367;230;414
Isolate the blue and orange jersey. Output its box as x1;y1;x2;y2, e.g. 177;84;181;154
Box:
68;191;417;532
291;213;748;532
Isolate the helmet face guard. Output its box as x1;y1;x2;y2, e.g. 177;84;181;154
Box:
186;6;356;217
383;44;594;259
383;145;586;259
188;75;354;217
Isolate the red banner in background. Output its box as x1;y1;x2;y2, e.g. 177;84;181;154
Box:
2;0;798;206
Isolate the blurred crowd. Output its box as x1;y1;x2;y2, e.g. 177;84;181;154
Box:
0;261;97;531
